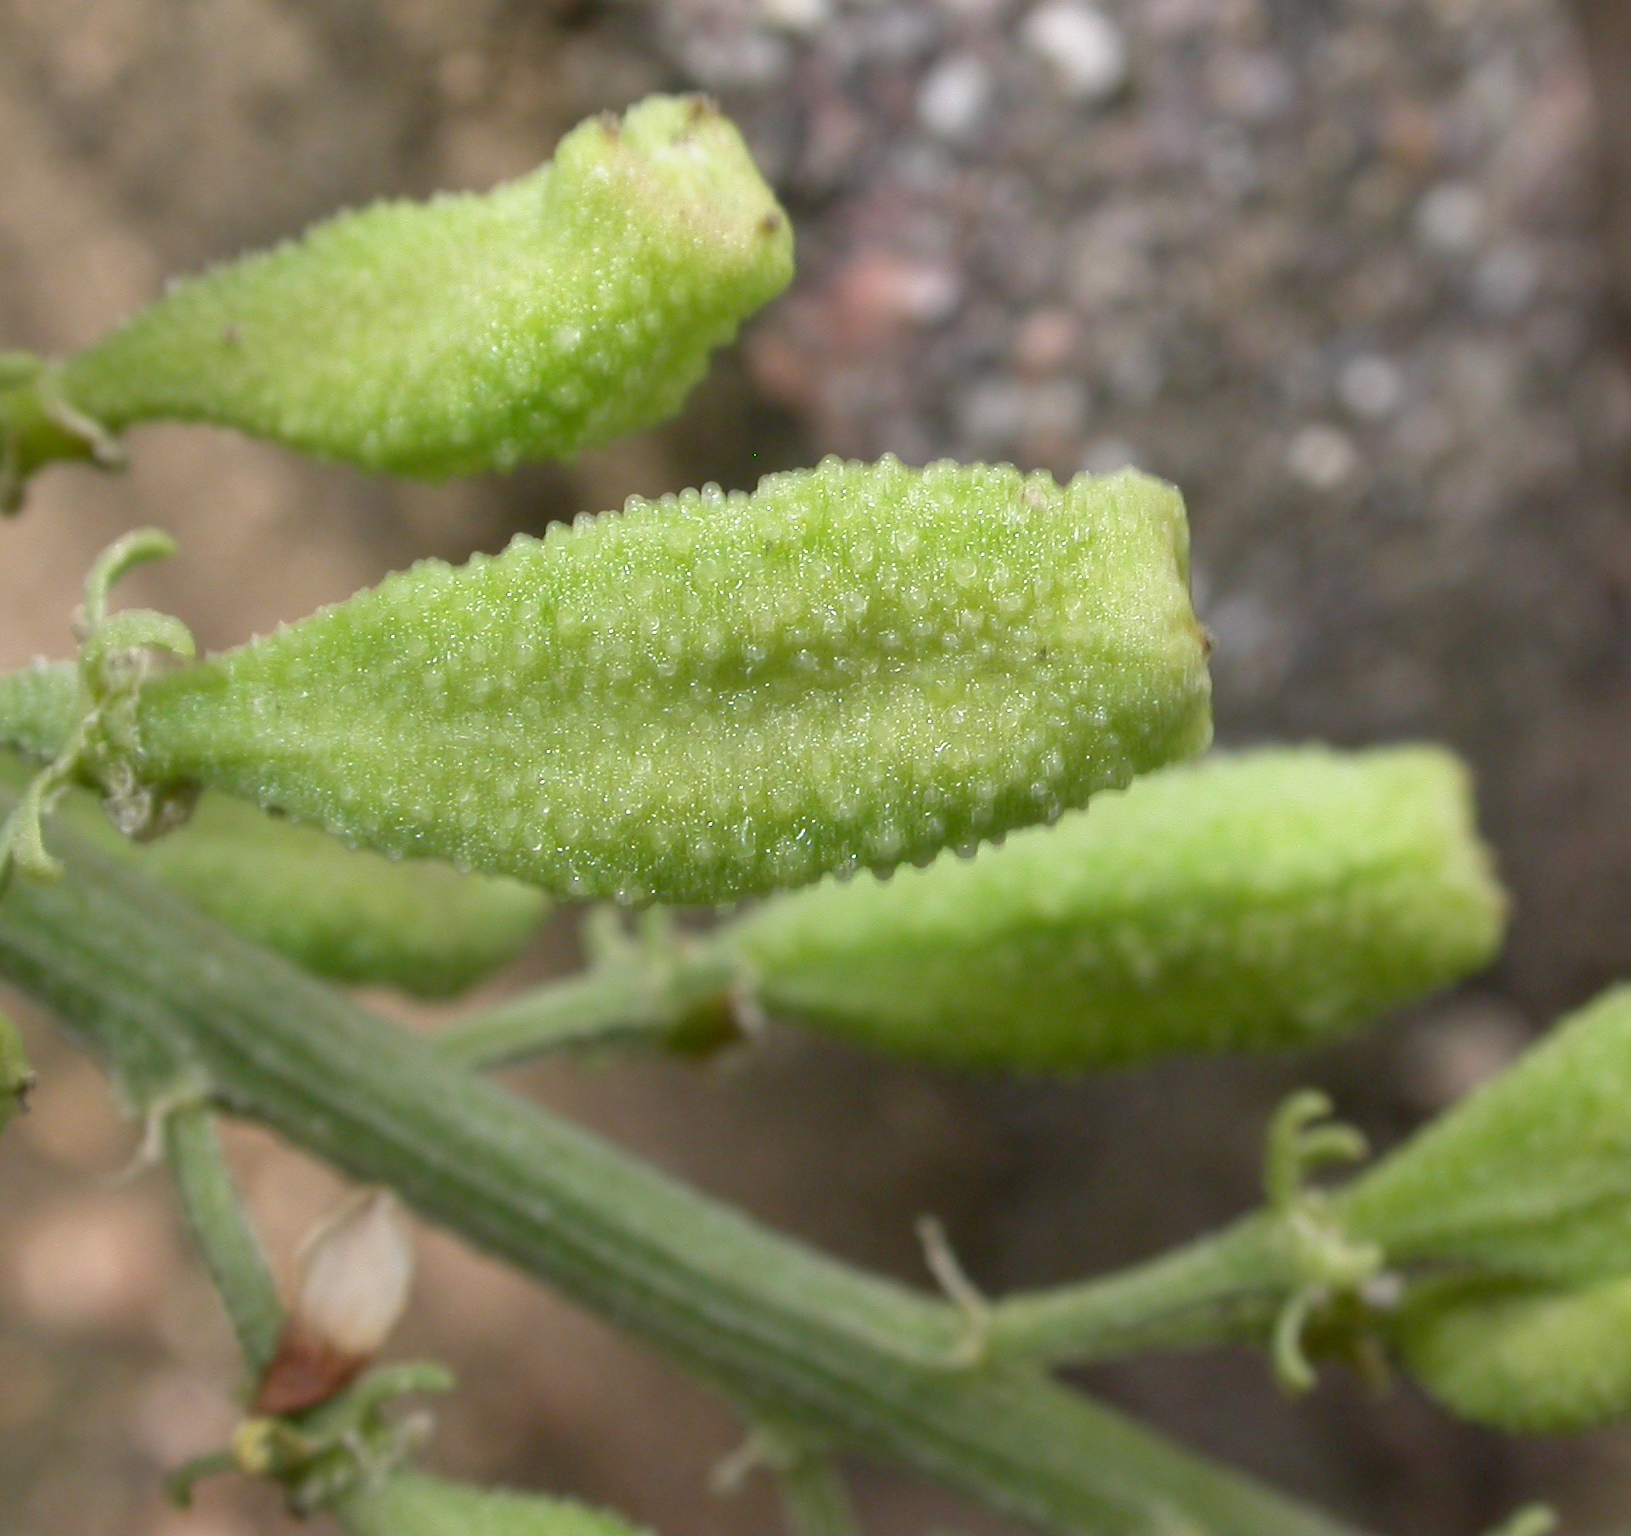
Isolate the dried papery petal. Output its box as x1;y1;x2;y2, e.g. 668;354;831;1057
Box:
254;1192;413;1416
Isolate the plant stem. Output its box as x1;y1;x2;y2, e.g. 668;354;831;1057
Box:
777;1450;861;1536
163;1099;284;1379
0;818;1370;1536
985;1216;1291;1366
432;943;740;1070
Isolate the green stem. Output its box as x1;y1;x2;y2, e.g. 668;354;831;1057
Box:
163;1099;285;1379
433;923;744;1069
985;1216;1292;1367
0;816;1370;1536
777;1450;860;1536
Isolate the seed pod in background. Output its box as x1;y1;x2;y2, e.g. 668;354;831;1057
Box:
719;746;1503;1072
335;1473;652;1536
1391;1274;1631;1434
0;748;546;998
0;1007;33;1133
3;94;791;493
1337;986;1631;1285
105;460;1209;905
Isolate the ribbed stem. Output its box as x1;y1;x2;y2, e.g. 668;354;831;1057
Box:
0;815;1370;1536
163;1100;285;1378
986;1215;1291;1366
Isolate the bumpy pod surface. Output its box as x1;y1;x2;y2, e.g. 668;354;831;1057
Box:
0;751;546;997
335;1474;649;1536
1338;986;1631;1284
46;95;791;478
1393;1275;1631;1433
722;746;1503;1072
125;460;1211;905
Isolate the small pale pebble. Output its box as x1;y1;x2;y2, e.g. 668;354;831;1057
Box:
1286;424;1358;489
761;0;830;32
917;53;992;140
1414;182;1485;257
1339;355;1404;421
1020;2;1128;102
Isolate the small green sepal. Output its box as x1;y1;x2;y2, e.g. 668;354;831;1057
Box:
1259;1090;1388;1395
0;528;198;888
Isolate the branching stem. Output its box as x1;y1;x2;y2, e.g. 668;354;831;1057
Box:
0;814;1372;1536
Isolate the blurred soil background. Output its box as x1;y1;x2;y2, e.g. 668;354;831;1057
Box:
2;0;1631;1533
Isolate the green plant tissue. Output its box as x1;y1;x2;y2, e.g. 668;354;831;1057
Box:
1393;1273;1631;1434
47;95;792;479
335;1473;651;1536
723;745;1504;1072
1340;985;1631;1284
113;459;1210;905
0;753;545;998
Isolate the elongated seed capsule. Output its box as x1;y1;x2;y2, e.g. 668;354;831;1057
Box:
116;460;1211;904
1337;986;1631;1285
335;1473;651;1536
1392;1274;1631;1433
0;1007;32;1134
8;94;791;487
0;749;546;997
720;745;1504;1072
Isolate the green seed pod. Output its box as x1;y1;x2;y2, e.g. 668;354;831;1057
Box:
1392;1274;1631;1434
0;1006;32;1133
110;460;1210;905
7;94;791;488
1338;986;1631;1284
0;750;546;997
334;1473;651;1536
720;745;1503;1072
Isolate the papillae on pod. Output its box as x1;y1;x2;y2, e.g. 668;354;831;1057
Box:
1393;1273;1631;1434
721;745;1504;1072
1338;985;1631;1285
5;94;790;489
0;752;546;998
103;459;1211;905
334;1473;650;1536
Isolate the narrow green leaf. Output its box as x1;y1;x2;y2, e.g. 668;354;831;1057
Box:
122;460;1210;904
41;95;791;482
724;745;1503;1071
1338;986;1631;1284
1393;1273;1631;1433
334;1473;652;1536
0;753;546;997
